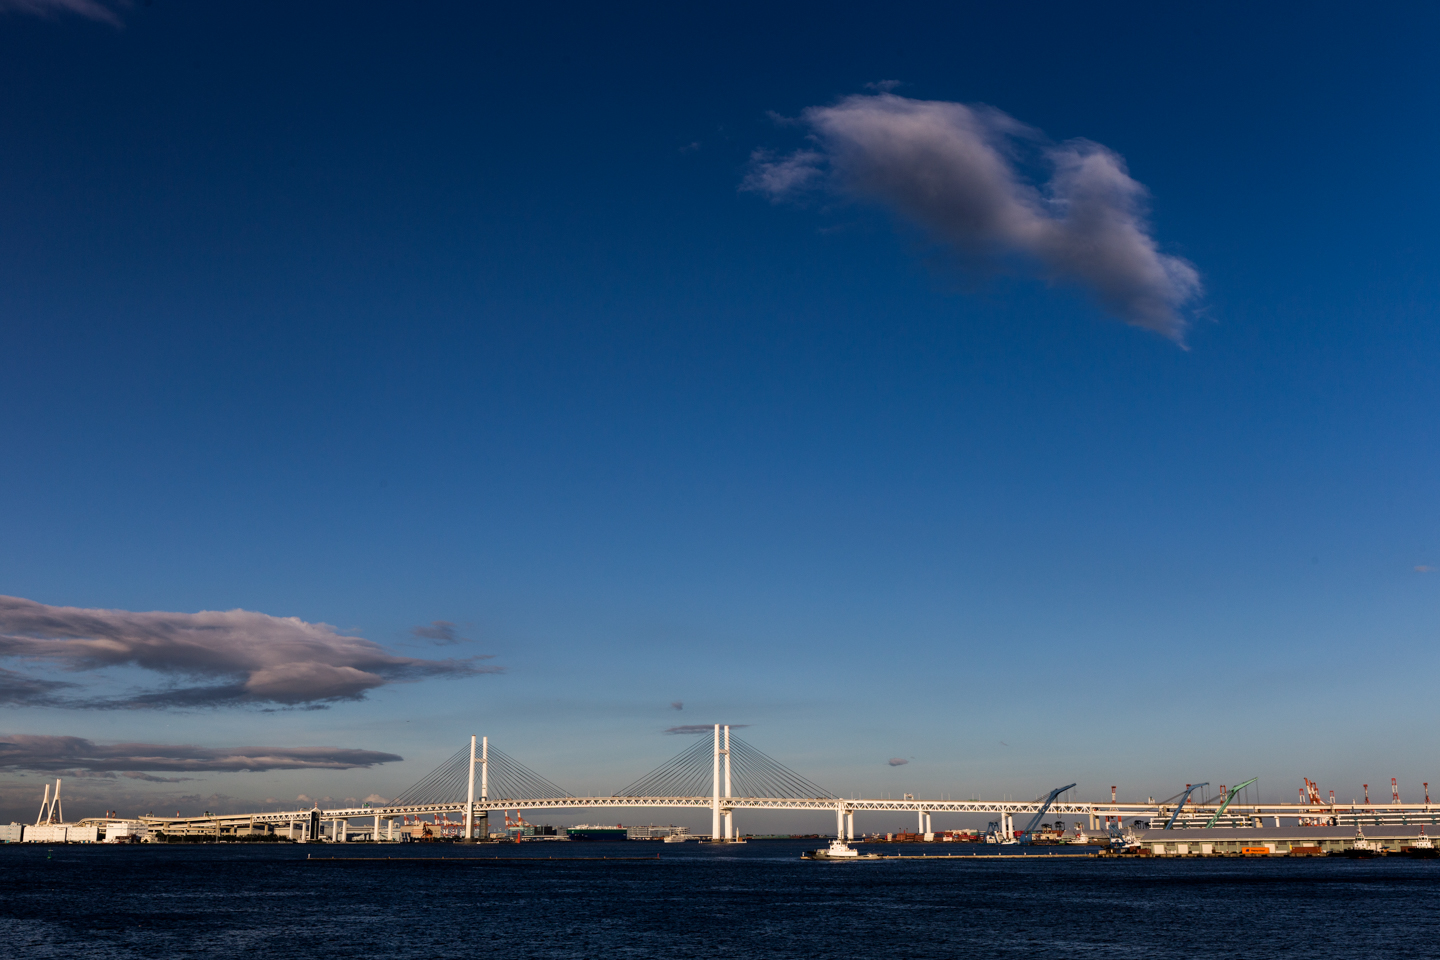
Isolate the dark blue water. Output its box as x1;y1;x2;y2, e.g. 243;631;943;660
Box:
5;841;1439;958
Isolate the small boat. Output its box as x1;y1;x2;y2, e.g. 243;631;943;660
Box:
1337;825;1385;858
1404;827;1437;858
662;834;688;843
803;840;879;860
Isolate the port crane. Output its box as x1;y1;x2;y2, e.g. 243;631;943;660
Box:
1162;783;1209;830
1017;783;1076;844
1204;777;1258;827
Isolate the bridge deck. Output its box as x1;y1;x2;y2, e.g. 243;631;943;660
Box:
139;798;1440;830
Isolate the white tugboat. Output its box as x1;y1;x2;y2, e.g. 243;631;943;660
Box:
1405;826;1437;858
1340;824;1384;858
1105;823;1142;855
803;839;878;860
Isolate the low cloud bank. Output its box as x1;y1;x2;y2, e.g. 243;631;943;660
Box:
887;758;909;766
0;734;402;773
0;595;497;709
745;93;1200;340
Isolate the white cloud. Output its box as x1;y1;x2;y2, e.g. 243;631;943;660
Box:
745;93;1200;340
743;149;825;197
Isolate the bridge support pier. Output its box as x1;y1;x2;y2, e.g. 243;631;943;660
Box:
846;812;854;840
723;726;734;840
464;735;477;843
711;725;721;841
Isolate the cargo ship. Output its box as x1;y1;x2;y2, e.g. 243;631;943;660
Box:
567;824;629;842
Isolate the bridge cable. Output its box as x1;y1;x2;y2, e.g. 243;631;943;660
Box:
613;733;834;799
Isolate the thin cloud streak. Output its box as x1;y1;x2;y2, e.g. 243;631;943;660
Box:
0;734;403;773
411;620;467;645
745;93;1200;340
121;772;196;783
664;724;750;735
0;667;74;706
0;595;499;709
0;0;127;26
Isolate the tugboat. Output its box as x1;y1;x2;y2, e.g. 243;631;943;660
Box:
802;839;879;860
1105;824;1142;855
983;821;1019;845
1403;826;1437;859
1337;824;1385;858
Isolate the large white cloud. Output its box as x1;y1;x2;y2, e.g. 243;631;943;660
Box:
0;595;496;708
745;94;1201;340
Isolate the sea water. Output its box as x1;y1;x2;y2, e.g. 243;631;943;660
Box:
4;841;1438;958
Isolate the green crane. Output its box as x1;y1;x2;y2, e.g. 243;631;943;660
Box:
1203;778;1258;828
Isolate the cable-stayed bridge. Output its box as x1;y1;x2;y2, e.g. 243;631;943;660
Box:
136;726;1440;841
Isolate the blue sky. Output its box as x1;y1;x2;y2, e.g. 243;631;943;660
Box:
1;0;1437;828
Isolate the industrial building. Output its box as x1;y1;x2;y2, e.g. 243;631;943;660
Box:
1129;826;1436;856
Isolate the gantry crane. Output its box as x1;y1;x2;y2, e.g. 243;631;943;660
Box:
1017;783;1077;844
1163;783;1209;830
1204;778;1258;828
